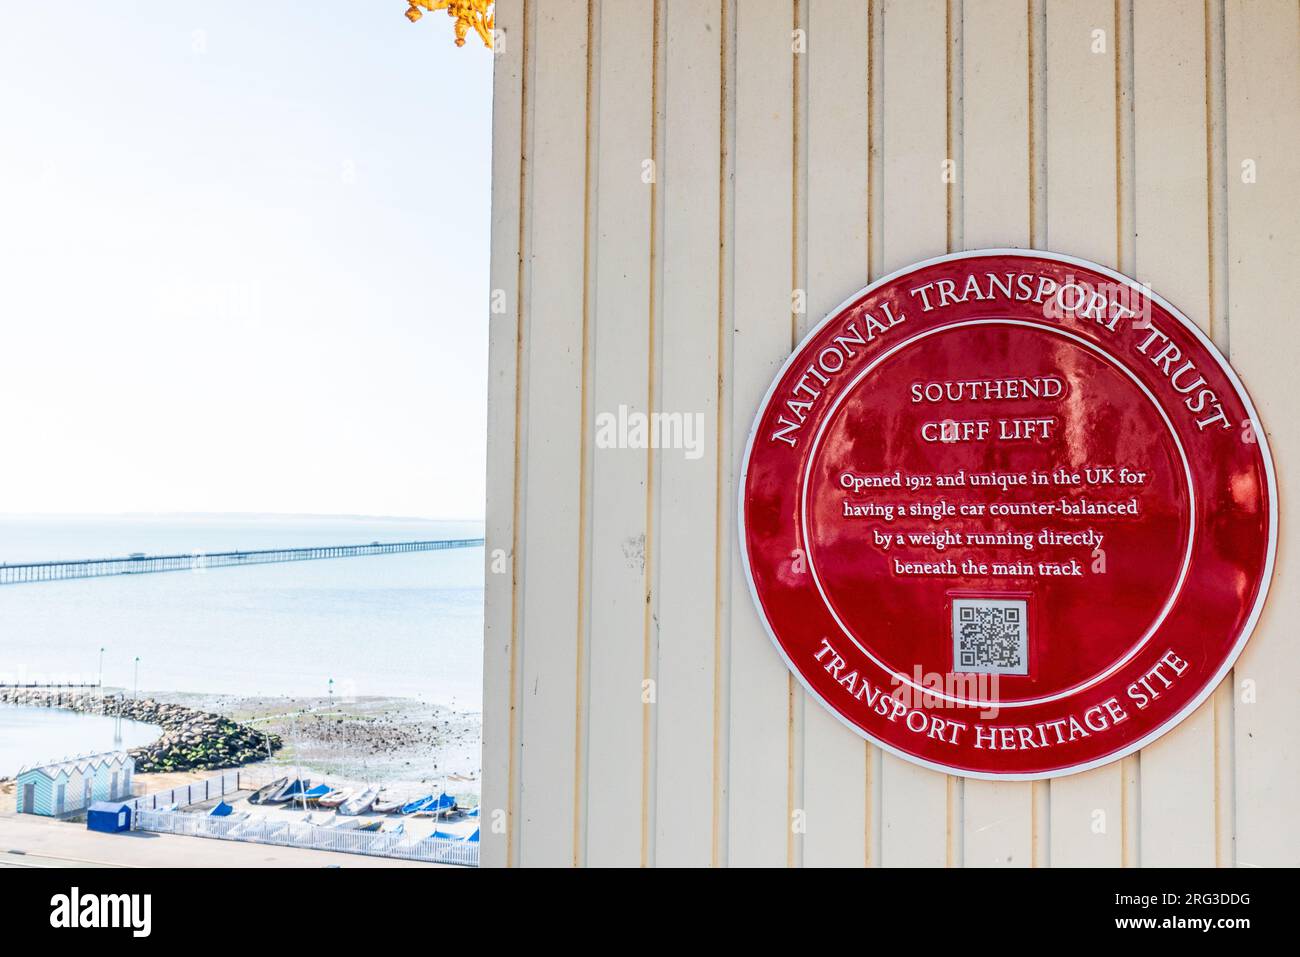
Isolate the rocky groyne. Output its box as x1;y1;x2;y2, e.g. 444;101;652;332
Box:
0;689;282;773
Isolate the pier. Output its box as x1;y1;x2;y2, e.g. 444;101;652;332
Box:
0;538;484;586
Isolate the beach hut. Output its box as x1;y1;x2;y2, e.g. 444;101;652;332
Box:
14;751;134;816
86;801;133;833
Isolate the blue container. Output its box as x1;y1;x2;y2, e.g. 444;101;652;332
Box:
86;801;132;833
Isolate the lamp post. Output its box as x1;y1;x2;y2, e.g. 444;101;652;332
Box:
98;647;104;689
133;657;140;700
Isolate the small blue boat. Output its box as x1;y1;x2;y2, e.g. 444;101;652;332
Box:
425;826;477;843
209;801;235;817
411;793;457;816
273;778;312;801
400;794;434;814
300;784;331;805
264;778;308;804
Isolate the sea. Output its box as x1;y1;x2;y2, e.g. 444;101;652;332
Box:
0;706;160;778
0;514;486;718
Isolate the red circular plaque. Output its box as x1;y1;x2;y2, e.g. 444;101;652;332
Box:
740;250;1275;779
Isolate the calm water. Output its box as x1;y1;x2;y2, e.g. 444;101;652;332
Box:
0;704;160;777
0;516;485;709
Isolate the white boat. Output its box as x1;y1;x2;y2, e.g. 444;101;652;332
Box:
372;792;404;814
326;817;364;831
338;785;380;816
372;822;407;851
207;812;250;835
317;788;351;809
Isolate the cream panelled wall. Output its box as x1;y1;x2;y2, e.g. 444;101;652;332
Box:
481;0;1300;867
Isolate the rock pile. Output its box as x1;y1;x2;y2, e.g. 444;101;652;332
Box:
0;688;282;773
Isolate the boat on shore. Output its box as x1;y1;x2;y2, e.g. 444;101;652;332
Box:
318;788;351;809
249;776;288;805
372;821;406;851
339;785;380;816
400;794;433;815
326;816;364;831
410;793;457;817
299;783;332;806
266;777;311;804
372;792;404;814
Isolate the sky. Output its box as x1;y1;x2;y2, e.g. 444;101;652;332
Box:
0;2;492;520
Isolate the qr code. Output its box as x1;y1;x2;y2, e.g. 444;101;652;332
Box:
952;598;1028;676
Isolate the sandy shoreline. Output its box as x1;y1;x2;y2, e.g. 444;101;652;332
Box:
157;691;482;794
1;690;482;801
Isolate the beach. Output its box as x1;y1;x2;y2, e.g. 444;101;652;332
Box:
1;515;485;823
1;688;480;814
172;691;482;791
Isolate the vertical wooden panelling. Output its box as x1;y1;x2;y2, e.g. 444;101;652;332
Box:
1044;0;1120;269
1043;0;1125;868
514;0;590;867
482;0;528;870
1204;0;1233;869
960;0;1035;868
790;0;809;871
800;0;872;869
656;0;722;868
484;0;1300;870
1131;0;1216;868
713;0;738;870
1225;0;1300;869
878;0;950;867
728;0;795;867
963;0;1031;250
584;0;654;868
866;1;886;865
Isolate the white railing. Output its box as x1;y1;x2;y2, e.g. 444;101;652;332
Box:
123;770;242;815
134;808;479;867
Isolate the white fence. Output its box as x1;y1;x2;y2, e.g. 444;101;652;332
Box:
123;770;242;815
134;808;479;867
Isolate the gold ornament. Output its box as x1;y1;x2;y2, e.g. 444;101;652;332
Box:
405;1;495;49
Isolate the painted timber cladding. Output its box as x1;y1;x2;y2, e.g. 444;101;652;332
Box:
15;752;134;816
482;0;1300;867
